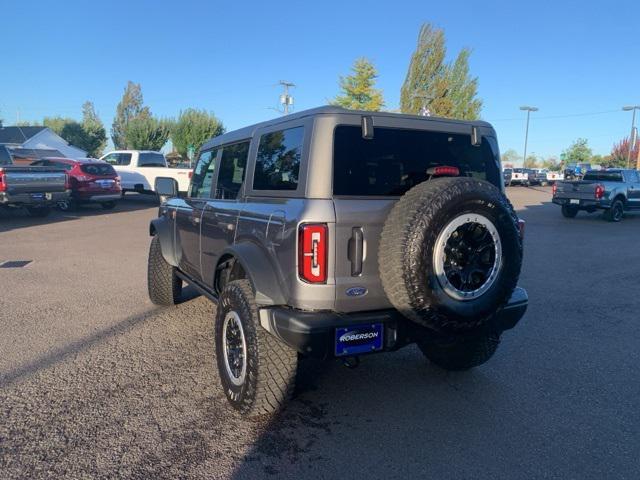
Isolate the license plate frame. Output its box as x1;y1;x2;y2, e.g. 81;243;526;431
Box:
30;193;45;201
335;323;384;357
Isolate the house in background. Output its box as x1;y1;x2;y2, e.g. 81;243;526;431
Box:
0;126;86;164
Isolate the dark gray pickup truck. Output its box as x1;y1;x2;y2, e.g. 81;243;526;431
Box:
552;168;640;222
0;146;69;217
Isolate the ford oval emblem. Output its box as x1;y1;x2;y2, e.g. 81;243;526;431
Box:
345;286;368;297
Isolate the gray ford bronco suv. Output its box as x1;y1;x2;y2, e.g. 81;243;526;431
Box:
148;106;528;416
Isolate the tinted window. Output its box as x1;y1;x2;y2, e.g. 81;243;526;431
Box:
189;149;218;198
103;153;132;166
583;171;623;182
216;141;250;200
0;146;12;165
333;126;500;196
138;152;166;167
51;161;73;171
80;163;116;176
253;127;304;190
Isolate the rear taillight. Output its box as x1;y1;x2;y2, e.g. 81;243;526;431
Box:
518;218;525;240
188;171;193;179
552;183;557;196
595;184;605;199
298;224;328;284
0;169;5;192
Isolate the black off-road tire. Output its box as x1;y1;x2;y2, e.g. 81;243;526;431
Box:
604;199;624;222
379;177;522;332
147;235;182;305
215;280;297;416
26;206;51;218
418;333;500;371
101;201;117;210
561;205;578;218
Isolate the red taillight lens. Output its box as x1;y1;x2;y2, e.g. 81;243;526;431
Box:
298;224;328;284
552;183;557;196
595;184;605;199
427;166;460;177
0;169;6;192
188;171;193;179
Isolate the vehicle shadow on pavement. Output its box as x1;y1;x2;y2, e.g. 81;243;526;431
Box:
0;194;158;233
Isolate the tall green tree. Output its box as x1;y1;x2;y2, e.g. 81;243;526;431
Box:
112;81;150;149
80;101;107;157
171;109;225;158
501;148;521;167
43;116;74;135
124;117;171;151
560;138;593;166
331;58;385;111
400;23;482;120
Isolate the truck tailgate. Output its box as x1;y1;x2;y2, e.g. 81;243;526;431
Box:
2;167;67;194
554;181;596;200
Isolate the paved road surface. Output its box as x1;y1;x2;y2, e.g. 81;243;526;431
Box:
1;189;639;479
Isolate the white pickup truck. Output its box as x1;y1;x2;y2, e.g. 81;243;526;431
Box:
100;150;191;195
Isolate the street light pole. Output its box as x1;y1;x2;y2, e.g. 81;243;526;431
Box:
520;106;539;167
622;105;640;168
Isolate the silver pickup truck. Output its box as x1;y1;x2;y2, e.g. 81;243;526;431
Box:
552;168;640;222
0;146;70;217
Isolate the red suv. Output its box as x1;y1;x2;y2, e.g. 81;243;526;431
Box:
31;157;122;210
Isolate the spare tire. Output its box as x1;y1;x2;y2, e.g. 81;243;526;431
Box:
379;177;522;332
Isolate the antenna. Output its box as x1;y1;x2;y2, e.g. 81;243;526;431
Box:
278;80;295;115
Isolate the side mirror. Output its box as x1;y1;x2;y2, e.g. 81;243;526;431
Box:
155;176;178;203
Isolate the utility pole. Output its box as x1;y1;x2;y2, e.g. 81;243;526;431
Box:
278;81;295;115
520;106;538;167
622;105;640;168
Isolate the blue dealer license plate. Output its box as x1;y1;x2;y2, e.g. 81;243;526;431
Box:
335;323;383;356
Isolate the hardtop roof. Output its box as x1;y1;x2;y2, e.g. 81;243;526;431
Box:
200;105;494;151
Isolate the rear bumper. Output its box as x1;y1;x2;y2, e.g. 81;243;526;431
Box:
259;287;529;359
552;197;607;209
0;191;69;206
74;192;121;203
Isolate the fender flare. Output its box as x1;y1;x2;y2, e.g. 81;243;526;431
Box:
149;217;179;267
220;242;287;306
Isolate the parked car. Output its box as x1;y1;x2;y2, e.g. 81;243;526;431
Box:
503;167;513;185
0;146;69;217
545;170;564;184
510;168;530;186
563;162;592;181
31;157;121;210
531;169;549;186
100;150;191;196
552;168;640;221
147;106;528;417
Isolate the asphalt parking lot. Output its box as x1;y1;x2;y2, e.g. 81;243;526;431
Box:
1;188;639;479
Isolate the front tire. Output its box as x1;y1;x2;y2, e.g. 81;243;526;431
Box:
418;333;500;371
147;236;182;305
215;280;297;416
561;205;578;218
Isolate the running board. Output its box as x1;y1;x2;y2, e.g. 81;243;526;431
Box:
175;271;219;304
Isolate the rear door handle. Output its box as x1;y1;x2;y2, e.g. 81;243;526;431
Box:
348;227;364;276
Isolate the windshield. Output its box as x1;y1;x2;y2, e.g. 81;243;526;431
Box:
582;171;623;182
332;126;500;196
80;163;117;176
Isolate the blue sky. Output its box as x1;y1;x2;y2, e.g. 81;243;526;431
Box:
1;0;638;161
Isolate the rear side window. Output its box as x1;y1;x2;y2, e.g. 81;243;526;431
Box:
0;146;12;165
583;171;623;182
215;141;250;200
189;149;218;198
104;153;132;166
138;152;166;167
333;126;500;196
80;163;116;176
51;161;73;171
253;127;304;190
